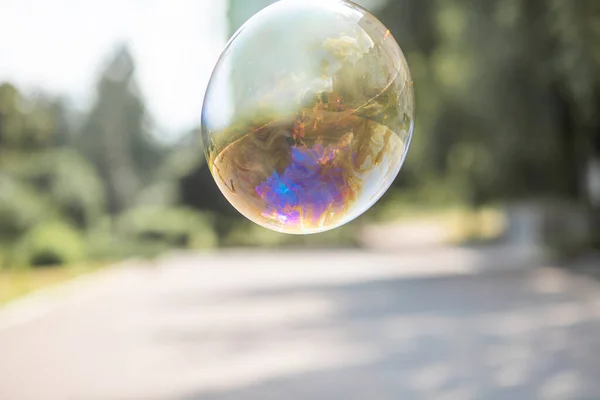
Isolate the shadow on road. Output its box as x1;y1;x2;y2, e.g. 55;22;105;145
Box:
155;266;600;400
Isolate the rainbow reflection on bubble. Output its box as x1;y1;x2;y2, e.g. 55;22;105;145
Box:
202;0;414;234
255;136;356;227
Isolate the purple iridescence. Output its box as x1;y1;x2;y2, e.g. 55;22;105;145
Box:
255;142;355;226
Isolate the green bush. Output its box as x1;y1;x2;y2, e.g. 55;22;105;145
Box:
0;176;49;242
17;150;106;229
118;207;217;252
0;247;7;269
85;216;172;261
14;221;86;267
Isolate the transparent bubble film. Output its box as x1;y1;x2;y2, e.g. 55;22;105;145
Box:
202;0;414;234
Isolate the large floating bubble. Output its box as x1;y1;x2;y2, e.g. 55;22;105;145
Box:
202;0;414;234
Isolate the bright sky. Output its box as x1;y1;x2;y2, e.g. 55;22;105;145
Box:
0;0;228;138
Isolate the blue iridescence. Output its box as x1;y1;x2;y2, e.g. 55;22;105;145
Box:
256;144;352;225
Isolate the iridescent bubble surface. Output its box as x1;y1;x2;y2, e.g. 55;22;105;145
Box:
202;0;414;234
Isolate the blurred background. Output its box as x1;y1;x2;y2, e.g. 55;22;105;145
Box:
1;0;600;399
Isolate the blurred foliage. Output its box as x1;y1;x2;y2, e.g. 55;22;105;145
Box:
14;221;85;268
0;83;68;151
374;0;600;247
0;176;48;242
117;206;217;252
0;48;199;268
76;47;165;215
16;149;106;228
0;0;599;274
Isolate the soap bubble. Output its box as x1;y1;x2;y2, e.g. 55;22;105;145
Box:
202;0;414;234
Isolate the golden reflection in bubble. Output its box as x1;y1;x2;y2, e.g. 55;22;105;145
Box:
202;0;414;234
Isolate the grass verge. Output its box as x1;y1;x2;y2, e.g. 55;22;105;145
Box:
0;263;103;306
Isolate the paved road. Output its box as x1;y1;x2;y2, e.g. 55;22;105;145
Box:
1;247;600;399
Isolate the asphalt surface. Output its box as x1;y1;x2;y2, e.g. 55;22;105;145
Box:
1;247;600;400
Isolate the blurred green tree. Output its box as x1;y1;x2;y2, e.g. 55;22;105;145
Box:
375;0;600;246
0;83;70;153
548;0;600;245
18;150;106;229
76;46;164;214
